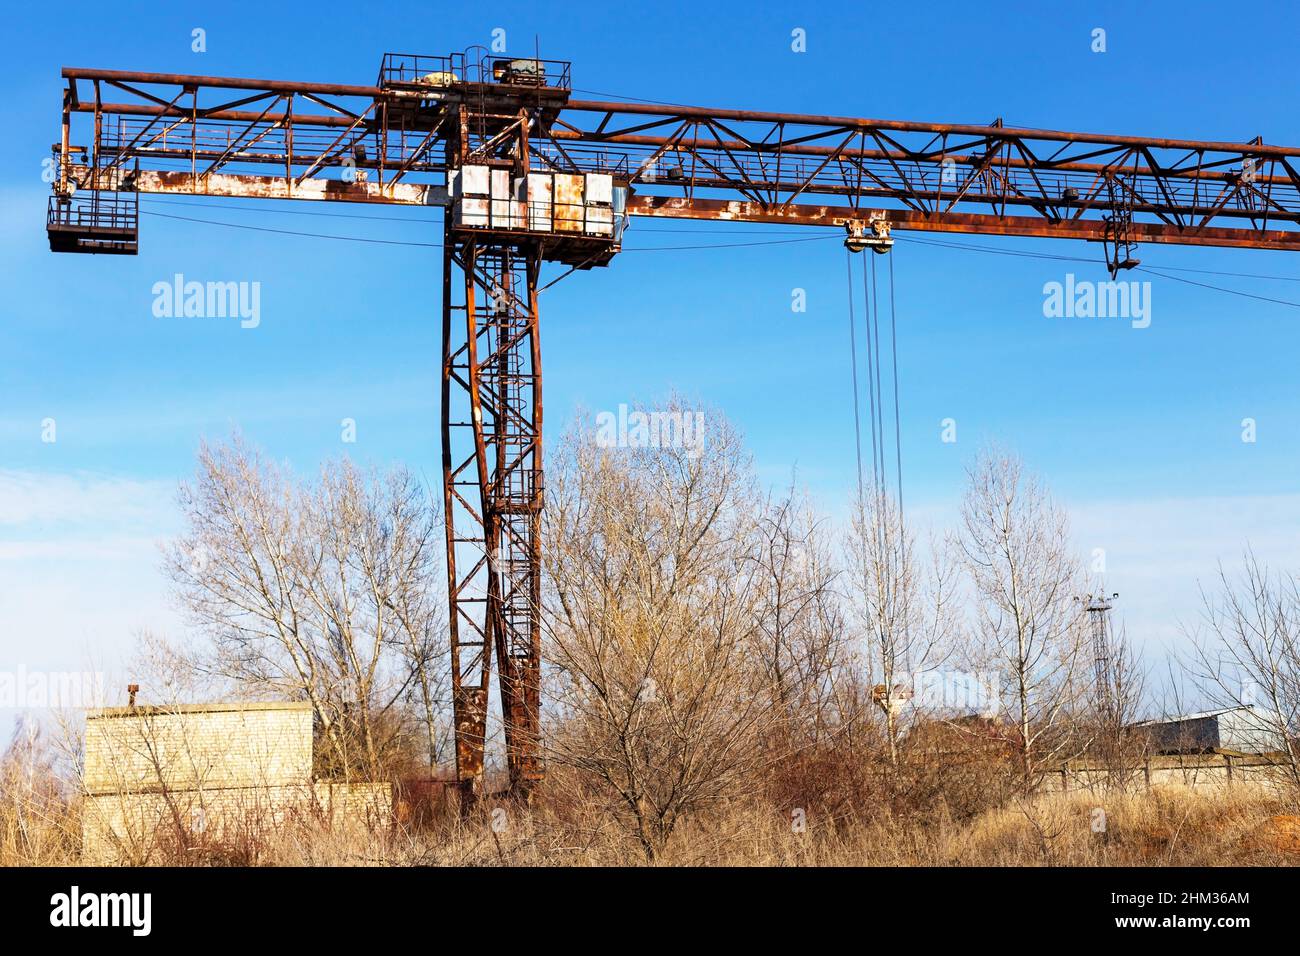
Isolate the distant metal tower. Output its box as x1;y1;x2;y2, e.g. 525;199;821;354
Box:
1080;592;1120;717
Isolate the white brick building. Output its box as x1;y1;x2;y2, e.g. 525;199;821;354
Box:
82;701;390;863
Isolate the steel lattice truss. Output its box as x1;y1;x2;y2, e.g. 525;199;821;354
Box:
53;64;1300;249
442;236;543;794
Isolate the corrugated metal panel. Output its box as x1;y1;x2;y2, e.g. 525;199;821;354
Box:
1142;714;1219;753
554;173;584;233
490;170;515;228
456;196;488;227
527;173;552;232
585;204;613;236
585;172;613;205
1133;706;1287;754
459;165;489;196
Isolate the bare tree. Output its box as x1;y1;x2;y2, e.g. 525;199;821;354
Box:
956;448;1088;783
749;481;849;746
847;485;956;765
164;436;450;779
1186;553;1300;788
540;401;779;860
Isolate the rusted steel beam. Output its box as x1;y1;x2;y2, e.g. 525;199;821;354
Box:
629;176;1298;225
442;236;547;804
62;65;1291;158
60;66;1300;249
547;128;1292;188
68;71;1298;170
62;164;1298;248
70;101;360;128
91;145;437;174
628;196;1300;250
64;165;446;204
63;67;380;98
565;100;1300;160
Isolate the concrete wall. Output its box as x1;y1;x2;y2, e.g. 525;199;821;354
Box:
1040;754;1294;794
82;782;394;865
83;702;313;794
314;782;394;830
81;701;391;864
1219;707;1288;755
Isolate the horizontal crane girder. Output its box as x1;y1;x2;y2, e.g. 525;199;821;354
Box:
52;61;1300;250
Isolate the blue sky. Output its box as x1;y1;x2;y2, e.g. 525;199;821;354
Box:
4;0;1300;724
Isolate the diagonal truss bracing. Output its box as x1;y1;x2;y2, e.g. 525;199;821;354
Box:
442;232;543;798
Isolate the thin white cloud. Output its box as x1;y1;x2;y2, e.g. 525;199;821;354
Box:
907;491;1300;657
0;468;181;738
0;536;164;562
1069;493;1300;649
0;376;437;446
1;465;1294;725
807;483;1300;666
0;469;175;531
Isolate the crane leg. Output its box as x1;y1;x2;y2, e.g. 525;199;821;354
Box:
443;229;544;808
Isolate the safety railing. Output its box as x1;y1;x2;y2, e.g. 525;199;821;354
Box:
46;191;138;234
379;51;571;92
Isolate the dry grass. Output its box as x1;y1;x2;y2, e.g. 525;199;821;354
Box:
243;785;1300;867
8;780;1299;867
7;720;1299;868
0;726;81;866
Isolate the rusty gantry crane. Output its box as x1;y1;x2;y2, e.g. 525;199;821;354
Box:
46;49;1300;802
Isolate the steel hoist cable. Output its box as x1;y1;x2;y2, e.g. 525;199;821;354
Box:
888;251;905;531
846;248;866;505
846;248;908;595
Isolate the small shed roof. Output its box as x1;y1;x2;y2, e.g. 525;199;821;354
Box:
1129;705;1256;728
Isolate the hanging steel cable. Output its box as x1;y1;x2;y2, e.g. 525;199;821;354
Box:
888;251;905;537
845;249;866;505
